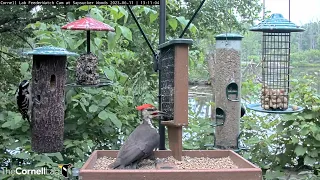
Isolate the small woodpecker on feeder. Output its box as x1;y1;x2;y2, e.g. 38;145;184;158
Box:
15;80;32;127
108;104;167;169
241;104;246;118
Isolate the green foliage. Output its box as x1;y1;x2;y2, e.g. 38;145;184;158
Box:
240;75;320;179
0;2;262;180
291;49;320;63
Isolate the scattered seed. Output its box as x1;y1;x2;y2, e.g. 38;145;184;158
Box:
93;156;238;170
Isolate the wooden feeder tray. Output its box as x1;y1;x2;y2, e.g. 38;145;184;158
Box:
246;103;304;114
80;150;262;180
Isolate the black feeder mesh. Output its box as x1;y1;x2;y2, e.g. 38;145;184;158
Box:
76;53;100;85
160;47;175;120
261;32;290;111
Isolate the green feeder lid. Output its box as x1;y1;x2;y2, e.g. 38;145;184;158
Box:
250;13;305;33
215;33;244;40
24;46;78;56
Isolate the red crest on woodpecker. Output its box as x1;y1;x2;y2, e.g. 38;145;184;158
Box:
136;104;155;111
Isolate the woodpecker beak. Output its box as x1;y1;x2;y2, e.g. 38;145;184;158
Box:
151;110;168;117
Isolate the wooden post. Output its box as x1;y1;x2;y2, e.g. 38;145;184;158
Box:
26;46;78;153
159;39;193;160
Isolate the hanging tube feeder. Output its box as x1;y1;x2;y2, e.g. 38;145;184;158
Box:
247;13;305;114
61;15;115;86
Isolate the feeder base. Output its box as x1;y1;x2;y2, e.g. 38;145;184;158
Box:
80;150;262;180
65;81;112;88
246;103;304;114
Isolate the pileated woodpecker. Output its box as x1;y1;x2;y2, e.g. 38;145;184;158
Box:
108;104;167;169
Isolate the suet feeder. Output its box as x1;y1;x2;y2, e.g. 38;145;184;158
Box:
212;33;243;150
61;15;115;86
25;46;78;153
247;13;305;114
158;39;193;161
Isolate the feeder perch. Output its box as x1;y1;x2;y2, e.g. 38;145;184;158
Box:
214;33;243;150
157;39;193;160
25;46;78;153
226;82;239;102
61;15;115;86
248;13;305;114
212;107;226;127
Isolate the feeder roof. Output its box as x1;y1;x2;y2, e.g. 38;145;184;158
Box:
215;33;243;40
159;39;193;49
24;46;78;56
61;17;115;31
250;13;305;33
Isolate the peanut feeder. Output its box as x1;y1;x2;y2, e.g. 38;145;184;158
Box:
247;13;305;114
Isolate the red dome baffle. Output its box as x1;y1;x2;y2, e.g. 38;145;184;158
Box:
61;16;115;53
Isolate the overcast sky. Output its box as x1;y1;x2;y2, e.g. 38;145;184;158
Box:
262;0;320;25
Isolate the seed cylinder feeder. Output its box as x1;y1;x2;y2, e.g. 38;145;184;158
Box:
61;15;115;86
214;33;243;150
25;46;78;153
247;13;305;113
158;39;193;160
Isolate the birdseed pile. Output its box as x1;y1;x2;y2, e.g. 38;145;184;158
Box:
76;53;100;85
214;48;241;149
93;156;238;170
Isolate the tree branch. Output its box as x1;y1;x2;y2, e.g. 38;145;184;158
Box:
0;50;17;58
12;32;34;49
0;14;57;33
0;5;35;26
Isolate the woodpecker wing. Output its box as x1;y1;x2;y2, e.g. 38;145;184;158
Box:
110;124;159;169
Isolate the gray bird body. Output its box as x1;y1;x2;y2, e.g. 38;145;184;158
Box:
109;118;159;169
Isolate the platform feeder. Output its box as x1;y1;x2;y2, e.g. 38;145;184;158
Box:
25;46;78;153
158;39;193;161
61;15;115;86
248;13;305;113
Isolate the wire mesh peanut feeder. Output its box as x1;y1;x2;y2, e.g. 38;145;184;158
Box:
61;15;115;86
25;46;78;153
247;13;305;114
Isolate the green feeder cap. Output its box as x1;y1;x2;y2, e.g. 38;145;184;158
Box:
215;33;244;40
24;46;78;56
250;13;305;33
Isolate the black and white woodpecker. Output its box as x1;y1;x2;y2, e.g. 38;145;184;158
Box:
15;80;32;127
108;104;167;169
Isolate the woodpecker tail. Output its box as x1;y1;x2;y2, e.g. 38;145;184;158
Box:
25;115;32;129
108;160;122;169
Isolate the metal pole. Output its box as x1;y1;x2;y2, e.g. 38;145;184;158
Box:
289;0;291;21
159;0;166;150
87;30;90;53
263;0;265;20
126;5;157;57
179;0;206;38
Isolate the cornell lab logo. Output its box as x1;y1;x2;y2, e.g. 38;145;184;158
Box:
58;164;72;177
